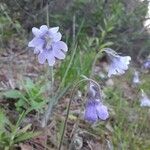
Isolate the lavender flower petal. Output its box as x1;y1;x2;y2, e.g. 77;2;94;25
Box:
52;32;62;42
53;45;65;59
120;56;131;68
40;25;48;33
84;99;109;122
108;64;117;77
104;48;131;77
143;60;150;69
32;27;41;37
47;51;56;66
28;25;68;66
49;27;59;33
84;100;98;122
56;41;68;52
38;51;47;64
84;82;109;123
28;38;44;48
140;90;150;107
133;71;140;84
96;104;109;120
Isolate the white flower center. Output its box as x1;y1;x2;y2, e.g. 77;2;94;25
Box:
44;34;52;50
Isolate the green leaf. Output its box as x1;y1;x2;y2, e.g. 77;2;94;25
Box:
14;131;41;143
3;90;23;99
24;78;34;89
15;99;26;109
0;110;8;132
30;100;46;110
15;124;32;138
100;41;114;49
107;26;114;32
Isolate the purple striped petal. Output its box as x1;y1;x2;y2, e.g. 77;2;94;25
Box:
32;27;41;37
56;41;68;52
38;52;47;64
28;38;44;48
28;25;68;66
49;27;59;33
96;104;109;120
52;43;65;59
104;48;131;77
47;51;56;66
53;32;62;42
84;101;98;122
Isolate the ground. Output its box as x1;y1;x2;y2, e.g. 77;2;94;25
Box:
0;46;150;150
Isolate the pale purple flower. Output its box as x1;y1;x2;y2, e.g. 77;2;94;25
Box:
143;60;150;69
28;25;68;66
84;82;109;122
133;71;140;84
88;82;97;98
84;99;109;122
140;90;150;107
104;48;131;77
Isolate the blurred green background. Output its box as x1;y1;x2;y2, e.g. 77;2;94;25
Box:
0;0;150;58
0;0;150;149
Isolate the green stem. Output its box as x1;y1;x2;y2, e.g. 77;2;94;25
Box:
58;78;101;150
42;44;77;128
46;0;49;27
57;19;84;92
43;19;85;124
50;67;54;96
58;45;77;91
90;49;104;78
58;48;105;149
9;110;27;147
41;0;54;127
42;66;54;127
42;19;84;127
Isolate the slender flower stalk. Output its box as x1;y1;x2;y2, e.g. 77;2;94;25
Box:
104;48;131;77
28;23;68;127
90;48;131;79
58;78;108;150
132;70;140;85
84;82;109;122
143;60;150;69
58;79;86;150
41;66;54;128
28;25;68;66
140;90;150;107
90;49;104;78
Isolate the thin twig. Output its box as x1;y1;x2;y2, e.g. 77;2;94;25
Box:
14;0;35;19
58;78;101;150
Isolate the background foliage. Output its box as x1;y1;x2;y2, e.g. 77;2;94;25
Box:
0;0;150;149
0;0;149;57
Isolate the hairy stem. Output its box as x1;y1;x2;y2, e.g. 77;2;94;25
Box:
90;49;104;78
41;1;54;128
58;78;101;150
42;66;54;127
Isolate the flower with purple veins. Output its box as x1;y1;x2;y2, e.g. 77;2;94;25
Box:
133;71;140;84
104;48;131;77
88;82;97;98
84;99;109;122
84;82;109;122
143;60;150;69
28;25;68;66
140;90;150;107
